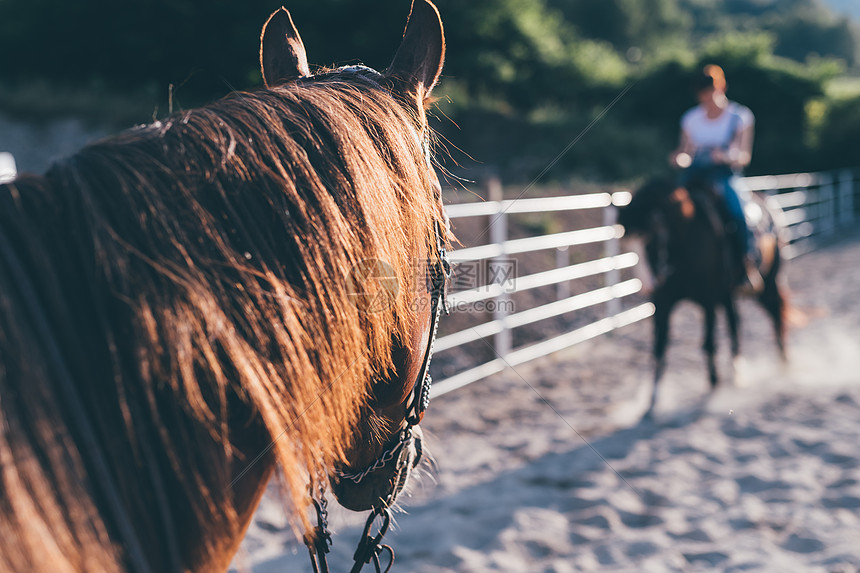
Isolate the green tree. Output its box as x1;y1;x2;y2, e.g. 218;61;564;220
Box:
548;0;690;51
770;15;857;67
815;95;860;169
433;0;627;112
0;0;853;180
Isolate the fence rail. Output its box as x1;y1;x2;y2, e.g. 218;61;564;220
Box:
433;186;651;398
431;168;859;399
0;152;16;184
746;169;858;259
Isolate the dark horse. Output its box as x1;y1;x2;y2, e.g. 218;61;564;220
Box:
0;2;448;571
618;175;787;416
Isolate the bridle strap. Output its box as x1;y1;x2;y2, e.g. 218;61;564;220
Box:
307;234;448;571
349;507;394;573
305;496;332;573
405;220;450;426
306;491;395;573
306;225;449;573
0;227;161;573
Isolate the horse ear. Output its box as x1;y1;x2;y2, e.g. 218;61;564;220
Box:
260;7;311;88
385;0;445;110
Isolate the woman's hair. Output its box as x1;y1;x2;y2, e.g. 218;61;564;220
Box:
693;64;727;93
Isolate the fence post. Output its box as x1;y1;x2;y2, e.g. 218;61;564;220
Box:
486;176;512;358
603;198;621;319
0;152;16;184
840;170;855;228
556;246;570;300
819;174;836;238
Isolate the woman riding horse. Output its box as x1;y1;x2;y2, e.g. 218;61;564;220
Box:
620;66;789;414
670;65;761;290
618;174;787;418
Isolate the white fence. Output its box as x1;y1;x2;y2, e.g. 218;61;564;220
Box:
431;169;859;398
432;180;654;397
744;170;858;259
0;152;16;184
1;152;855;397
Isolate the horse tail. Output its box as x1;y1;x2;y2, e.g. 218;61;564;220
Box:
765;238;793;358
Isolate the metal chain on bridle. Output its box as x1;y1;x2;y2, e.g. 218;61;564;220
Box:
305;225;449;572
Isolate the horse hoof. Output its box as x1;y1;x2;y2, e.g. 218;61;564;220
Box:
732;356;751;388
642;404;657;423
708;370;719;390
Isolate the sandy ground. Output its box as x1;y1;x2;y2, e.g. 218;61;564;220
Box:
232;231;860;573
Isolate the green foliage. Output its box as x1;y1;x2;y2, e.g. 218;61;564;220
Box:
770;14;857;67
548;0;690;51
812;94;860;169
700;32;776;66
723;62;829;173
0;0;857;179
826;75;860;99
432;0;629;113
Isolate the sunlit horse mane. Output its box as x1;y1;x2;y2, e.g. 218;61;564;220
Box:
0;6;447;569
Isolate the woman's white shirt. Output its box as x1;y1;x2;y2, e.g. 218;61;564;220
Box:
681;102;754;149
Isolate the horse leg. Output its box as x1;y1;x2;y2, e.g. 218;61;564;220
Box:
648;293;675;417
759;272;787;361
724;292;749;386
703;303;719;389
724;294;740;358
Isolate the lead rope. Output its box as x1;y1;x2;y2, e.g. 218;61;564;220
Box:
406;222;450;426
349;507;394;573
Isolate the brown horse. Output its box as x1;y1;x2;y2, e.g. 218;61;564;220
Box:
618;175;787;416
0;2;448;571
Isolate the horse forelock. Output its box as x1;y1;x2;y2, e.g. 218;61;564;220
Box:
627;176;706;223
669;187;696;220
0;74;442;570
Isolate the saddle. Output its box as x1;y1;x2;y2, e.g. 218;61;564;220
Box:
686;175;773;286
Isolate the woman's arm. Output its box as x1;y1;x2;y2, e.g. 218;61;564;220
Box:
714;113;754;170
730;123;754;169
669;130;695;168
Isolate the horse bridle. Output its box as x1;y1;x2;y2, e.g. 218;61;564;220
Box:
305;87;451;571
305;214;450;573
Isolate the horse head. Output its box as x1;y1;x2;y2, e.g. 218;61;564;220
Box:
259;0;447;514
0;3;449;572
619;175;705;235
618;175;707;291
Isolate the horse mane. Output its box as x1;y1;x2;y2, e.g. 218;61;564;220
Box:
0;73;442;571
